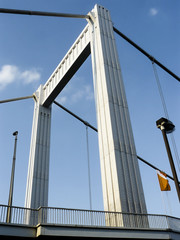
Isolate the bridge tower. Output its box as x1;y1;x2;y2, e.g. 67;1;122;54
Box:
25;5;147;223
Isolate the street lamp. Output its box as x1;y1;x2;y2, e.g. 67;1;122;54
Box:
6;131;18;223
156;117;180;202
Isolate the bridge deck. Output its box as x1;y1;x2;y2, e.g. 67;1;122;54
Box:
1;222;180;239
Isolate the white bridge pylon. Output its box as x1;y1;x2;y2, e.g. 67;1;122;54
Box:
25;5;147;218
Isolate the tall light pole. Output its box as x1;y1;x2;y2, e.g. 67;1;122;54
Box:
6;131;18;223
156;118;180;202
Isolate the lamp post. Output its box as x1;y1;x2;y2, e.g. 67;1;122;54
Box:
156;118;180;202
6;131;18;223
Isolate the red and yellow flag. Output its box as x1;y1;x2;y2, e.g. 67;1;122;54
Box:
157;170;171;191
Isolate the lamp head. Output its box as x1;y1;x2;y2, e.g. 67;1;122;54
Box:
13;131;18;136
156;117;175;134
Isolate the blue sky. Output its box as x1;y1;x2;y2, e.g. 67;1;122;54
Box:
0;0;180;217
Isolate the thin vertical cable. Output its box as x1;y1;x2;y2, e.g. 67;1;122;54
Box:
170;134;180;172
152;62;180;172
86;126;92;211
152;62;169;119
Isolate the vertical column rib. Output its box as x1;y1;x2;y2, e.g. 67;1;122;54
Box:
89;5;147;220
25;86;51;222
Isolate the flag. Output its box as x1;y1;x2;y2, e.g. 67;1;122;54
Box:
157;170;171;191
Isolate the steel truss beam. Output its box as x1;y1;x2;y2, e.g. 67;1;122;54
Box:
42;25;90;107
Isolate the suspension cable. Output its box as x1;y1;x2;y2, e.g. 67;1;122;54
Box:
1;8;178;81
0;8;90;19
152;62;180;173
113;27;180;82
0;95;34;104
137;155;180;184
54;101;97;132
1;7;179;81
53;101;178;183
86;126;92;210
54;100;93;209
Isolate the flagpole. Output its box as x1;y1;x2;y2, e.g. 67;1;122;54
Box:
156;118;180;202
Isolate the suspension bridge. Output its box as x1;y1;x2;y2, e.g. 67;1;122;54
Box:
0;4;180;239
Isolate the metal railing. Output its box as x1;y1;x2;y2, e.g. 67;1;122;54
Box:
0;204;180;232
0;204;38;226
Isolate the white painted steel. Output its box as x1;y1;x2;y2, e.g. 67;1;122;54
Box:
25;5;147;224
25;85;51;210
89;5;147;217
42;24;90;107
25;25;91;214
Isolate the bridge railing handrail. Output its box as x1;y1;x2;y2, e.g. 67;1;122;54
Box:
0;204;179;232
0;204;37;211
37;205;179;219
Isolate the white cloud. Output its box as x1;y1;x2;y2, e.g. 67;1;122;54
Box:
56;76;94;105
71;85;94;103
20;70;40;84
59;96;67;104
71;89;84;103
0;65;18;90
149;8;158;16
0;64;41;90
84;85;94;100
